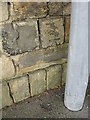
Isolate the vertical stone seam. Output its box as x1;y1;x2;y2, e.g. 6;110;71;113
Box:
37;19;42;49
46;2;50;16
27;74;31;97
11;59;17;76
7;2;11;21
7;82;14;103
63;16;66;43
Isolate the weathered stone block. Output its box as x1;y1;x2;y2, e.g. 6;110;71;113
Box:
40;17;64;48
65;16;70;42
1;55;15;80
0;3;8;22
12;44;68;75
2;23;19;55
16;21;39;52
29;70;46;96
63;2;71;15
47;65;62;90
8;76;30;103
2;20;39;55
1;82;13;109
12;2;47;20
48;2;63;16
62;63;67;85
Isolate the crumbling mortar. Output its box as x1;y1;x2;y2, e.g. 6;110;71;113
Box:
7;82;14;103
27;74;31;97
37;19;42;49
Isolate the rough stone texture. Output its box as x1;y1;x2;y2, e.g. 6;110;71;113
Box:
48;2;63;16
8;76;30;103
63;2;71;15
40;17;64;48
1;82;13;108
2;21;39;55
15;21;39;52
2;23;19;55
12;44;68;75
65;16;70;42
47;65;62;90
29;70;46;96
62;63;67;85
2;55;15;80
0;2;8;22
12;2;47;20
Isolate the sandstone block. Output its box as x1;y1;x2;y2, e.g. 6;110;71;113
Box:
12;2;47;20
29;70;46;96
8;76;30;103
1;82;13;109
2;20;39;55
13;44;68;75
40;17;64;48
63;2;71;15
47;65;62;90
48;2;63;16
0;3;8;22
1;55;15;80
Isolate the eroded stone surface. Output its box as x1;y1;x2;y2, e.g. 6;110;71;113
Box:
47;65;62;90
8;76;30;103
48;2;63;16
1;82;13;109
2;55;15;80
2;21;39;55
0;3;8;22
63;2;71;15
40;17;64;48
29;70;46;96
12;44;68;75
12;2;47;20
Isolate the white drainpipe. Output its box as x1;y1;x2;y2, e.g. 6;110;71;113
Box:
64;2;88;111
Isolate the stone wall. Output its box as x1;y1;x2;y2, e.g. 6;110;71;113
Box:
0;2;71;109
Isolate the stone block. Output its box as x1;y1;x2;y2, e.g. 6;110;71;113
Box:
1;82;13;109
1;55;15;80
2;23;19;55
62;63;67;85
12;2;47;20
29;70;46;96
0;3;8;22
12;44;68;75
63;2;71;15
2;20;39;55
48;2;63;16
65;16;70;42
40;17;64;48
8;76;30;103
47;65;62;90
